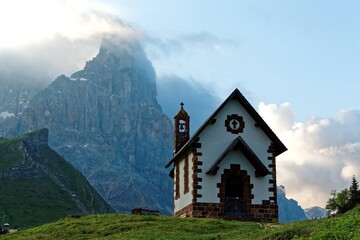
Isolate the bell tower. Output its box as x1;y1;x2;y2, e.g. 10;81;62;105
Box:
174;102;190;153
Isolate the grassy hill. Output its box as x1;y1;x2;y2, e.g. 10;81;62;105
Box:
1;205;360;239
0;129;114;229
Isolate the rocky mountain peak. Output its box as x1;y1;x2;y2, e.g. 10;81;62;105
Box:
6;37;173;214
70;37;157;104
277;186;308;223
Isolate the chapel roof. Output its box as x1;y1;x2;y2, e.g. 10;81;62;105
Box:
165;88;287;168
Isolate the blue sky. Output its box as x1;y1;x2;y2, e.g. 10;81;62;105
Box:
109;0;360;122
1;0;360;208
114;1;360;208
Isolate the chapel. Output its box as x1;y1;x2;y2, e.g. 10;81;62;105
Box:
165;88;287;222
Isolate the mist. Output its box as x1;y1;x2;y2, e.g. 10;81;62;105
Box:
157;75;220;132
0;0;138;85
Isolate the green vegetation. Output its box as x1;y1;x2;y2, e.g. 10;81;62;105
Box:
0;130;114;229
326;175;360;215
2;205;360;239
0;177;80;229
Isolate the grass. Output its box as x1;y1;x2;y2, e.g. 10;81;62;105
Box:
0;214;264;240
0;130;114;229
0;178;81;229
2;206;360;239
259;205;360;239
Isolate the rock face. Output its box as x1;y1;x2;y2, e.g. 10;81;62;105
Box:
305;206;327;219
0;129;114;228
0;80;43;135
5;37;174;213
277;185;308;223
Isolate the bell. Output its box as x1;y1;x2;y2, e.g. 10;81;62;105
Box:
179;124;185;131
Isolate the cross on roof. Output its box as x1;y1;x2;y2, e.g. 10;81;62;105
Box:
180;102;184;109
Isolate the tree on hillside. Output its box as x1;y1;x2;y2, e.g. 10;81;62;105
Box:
349;175;360;207
326;175;360;216
326;189;350;215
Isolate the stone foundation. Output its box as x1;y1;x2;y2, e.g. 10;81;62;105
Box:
174;201;277;222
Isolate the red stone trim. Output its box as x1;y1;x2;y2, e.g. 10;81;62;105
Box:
192;202;223;218
267;143;277;205
250;200;278;222
184;156;189;194
175;162;180;200
174;203;193;217
217;164;253;217
265;143;278;222
192;152;202;202
175;202;276;222
191;138;202;203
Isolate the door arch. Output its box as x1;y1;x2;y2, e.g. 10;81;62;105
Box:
218;164;253;218
225;174;245;216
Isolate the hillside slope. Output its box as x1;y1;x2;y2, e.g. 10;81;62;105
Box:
0;129;114;229
2;205;360;239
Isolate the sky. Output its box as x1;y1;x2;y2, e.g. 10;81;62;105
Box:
1;0;360;209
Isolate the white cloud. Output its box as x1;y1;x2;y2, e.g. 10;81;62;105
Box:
259;102;360;208
0;0;139;84
0;0;135;49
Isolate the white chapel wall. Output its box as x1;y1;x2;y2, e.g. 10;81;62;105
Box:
174;151;193;212
196;99;273;204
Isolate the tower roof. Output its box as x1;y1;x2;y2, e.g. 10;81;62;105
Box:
174;102;189;119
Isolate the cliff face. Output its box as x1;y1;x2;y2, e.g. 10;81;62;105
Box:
0;129;114;229
277;185;308;223
0;80;43;135
7;38;174;213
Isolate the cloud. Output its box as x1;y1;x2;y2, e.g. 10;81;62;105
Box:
259;102;360;208
145;31;239;60
179;32;239;49
0;0;139;84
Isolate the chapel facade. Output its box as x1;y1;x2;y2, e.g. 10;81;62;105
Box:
165;89;287;222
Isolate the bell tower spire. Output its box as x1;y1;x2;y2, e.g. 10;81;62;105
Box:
174;102;190;153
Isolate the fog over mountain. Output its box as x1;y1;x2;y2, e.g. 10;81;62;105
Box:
157;75;220;133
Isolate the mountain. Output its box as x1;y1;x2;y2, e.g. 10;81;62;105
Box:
0;80;43;135
277;185;308;223
4;37;174;214
305;206;328;219
0;129;114;229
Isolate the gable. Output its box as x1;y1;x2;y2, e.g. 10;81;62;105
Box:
206;136;270;177
166;88;287;168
